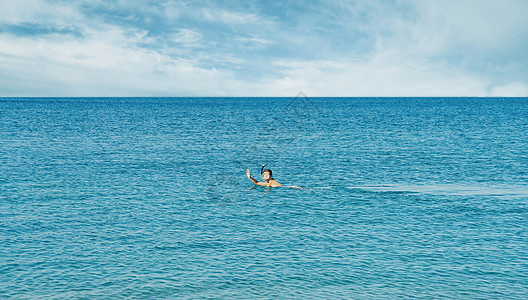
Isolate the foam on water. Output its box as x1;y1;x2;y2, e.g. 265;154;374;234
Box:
347;184;528;198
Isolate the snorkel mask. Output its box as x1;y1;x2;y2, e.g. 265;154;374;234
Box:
260;164;270;180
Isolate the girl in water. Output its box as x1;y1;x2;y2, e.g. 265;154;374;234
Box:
246;168;282;187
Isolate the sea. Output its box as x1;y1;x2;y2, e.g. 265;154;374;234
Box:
1;97;527;299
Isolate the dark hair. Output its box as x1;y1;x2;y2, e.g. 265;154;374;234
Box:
262;169;272;177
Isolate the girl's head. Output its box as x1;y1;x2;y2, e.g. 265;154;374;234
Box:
261;169;272;180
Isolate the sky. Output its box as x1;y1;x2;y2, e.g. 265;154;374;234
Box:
1;0;527;97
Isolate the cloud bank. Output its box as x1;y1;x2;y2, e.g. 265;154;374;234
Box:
0;0;527;96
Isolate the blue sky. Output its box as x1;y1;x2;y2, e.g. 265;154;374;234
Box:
1;0;527;97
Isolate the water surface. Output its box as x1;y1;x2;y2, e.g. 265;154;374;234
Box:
1;97;527;298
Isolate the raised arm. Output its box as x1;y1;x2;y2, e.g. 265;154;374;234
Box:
246;169;269;186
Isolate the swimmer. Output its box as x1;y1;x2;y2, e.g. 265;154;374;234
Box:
246;168;282;187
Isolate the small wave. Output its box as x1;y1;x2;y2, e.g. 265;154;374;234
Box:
346;184;528;198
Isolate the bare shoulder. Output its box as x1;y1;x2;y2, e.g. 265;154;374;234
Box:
269;180;282;187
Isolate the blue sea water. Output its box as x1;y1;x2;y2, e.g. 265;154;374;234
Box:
1;97;527;299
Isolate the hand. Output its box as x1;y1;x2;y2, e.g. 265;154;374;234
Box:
246;169;251;178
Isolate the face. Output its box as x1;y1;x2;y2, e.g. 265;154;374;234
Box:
261;171;270;180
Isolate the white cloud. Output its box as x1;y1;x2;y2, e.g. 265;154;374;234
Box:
270;56;490;97
0;25;242;96
0;0;527;96
409;0;528;54
0;0;83;25
490;82;528;97
202;8;259;24
171;29;202;46
232;36;272;45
